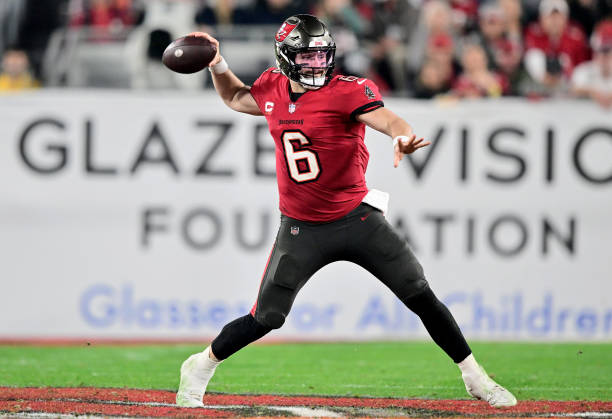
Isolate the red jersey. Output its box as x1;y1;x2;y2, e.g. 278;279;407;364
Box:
250;68;384;222
525;22;589;77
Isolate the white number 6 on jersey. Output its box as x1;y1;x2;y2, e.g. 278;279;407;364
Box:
282;130;321;183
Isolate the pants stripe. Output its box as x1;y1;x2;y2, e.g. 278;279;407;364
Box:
249;244;276;316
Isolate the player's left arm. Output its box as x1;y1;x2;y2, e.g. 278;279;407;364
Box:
357;107;431;167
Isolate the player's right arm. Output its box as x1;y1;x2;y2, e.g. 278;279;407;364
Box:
188;32;262;116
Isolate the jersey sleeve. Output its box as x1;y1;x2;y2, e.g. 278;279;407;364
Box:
339;77;385;121
249;67;275;112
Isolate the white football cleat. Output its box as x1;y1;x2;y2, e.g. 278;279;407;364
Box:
462;365;517;407
176;347;220;408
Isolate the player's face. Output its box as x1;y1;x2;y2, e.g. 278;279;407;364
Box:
294;50;329;89
296;51;327;76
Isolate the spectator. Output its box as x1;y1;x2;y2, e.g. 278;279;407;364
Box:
523;0;589;95
412;33;456;97
0;49;39;91
498;0;525;41
571;20;612;107
366;0;419;93
70;0;140;28
424;32;457;80
413;58;453;98
452;43;508;97
407;0;456;75
475;1;523;94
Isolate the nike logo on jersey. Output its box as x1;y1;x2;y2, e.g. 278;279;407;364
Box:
357;79;366;85
360;212;371;221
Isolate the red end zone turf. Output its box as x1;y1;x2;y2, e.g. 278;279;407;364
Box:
1;387;611;418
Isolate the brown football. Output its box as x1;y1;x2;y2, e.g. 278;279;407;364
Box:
162;35;217;74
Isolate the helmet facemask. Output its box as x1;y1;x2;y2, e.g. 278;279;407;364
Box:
280;46;336;88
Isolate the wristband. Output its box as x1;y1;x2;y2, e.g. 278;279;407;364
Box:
209;56;229;74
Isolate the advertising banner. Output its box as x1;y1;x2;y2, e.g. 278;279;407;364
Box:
1;91;610;340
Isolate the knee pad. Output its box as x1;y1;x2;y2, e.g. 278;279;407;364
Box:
257;311;286;329
252;252;303;329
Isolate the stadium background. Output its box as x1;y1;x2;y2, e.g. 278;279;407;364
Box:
1;0;611;343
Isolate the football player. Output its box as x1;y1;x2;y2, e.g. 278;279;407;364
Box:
176;14;517;408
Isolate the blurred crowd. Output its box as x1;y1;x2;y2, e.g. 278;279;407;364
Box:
0;0;611;106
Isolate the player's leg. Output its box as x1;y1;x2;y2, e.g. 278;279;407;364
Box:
175;314;270;407
176;216;329;407
344;205;470;360
345;204;517;407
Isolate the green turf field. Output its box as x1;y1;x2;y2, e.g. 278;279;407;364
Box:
1;342;610;401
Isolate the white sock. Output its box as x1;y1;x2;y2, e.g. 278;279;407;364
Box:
457;353;481;376
200;346;222;372
181;346;222;396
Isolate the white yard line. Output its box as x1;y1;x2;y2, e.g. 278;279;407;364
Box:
3;398;610;419
95;399;344;417
264;406;342;417
2;399;343;418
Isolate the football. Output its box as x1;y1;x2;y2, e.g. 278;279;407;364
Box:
162;35;217;74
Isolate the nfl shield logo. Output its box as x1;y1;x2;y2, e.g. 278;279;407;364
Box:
288;103;296;113
290;226;299;235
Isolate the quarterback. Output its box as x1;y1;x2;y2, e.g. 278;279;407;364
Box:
176;14;517;408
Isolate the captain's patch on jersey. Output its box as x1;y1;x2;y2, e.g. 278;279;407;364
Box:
365;85;376;99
